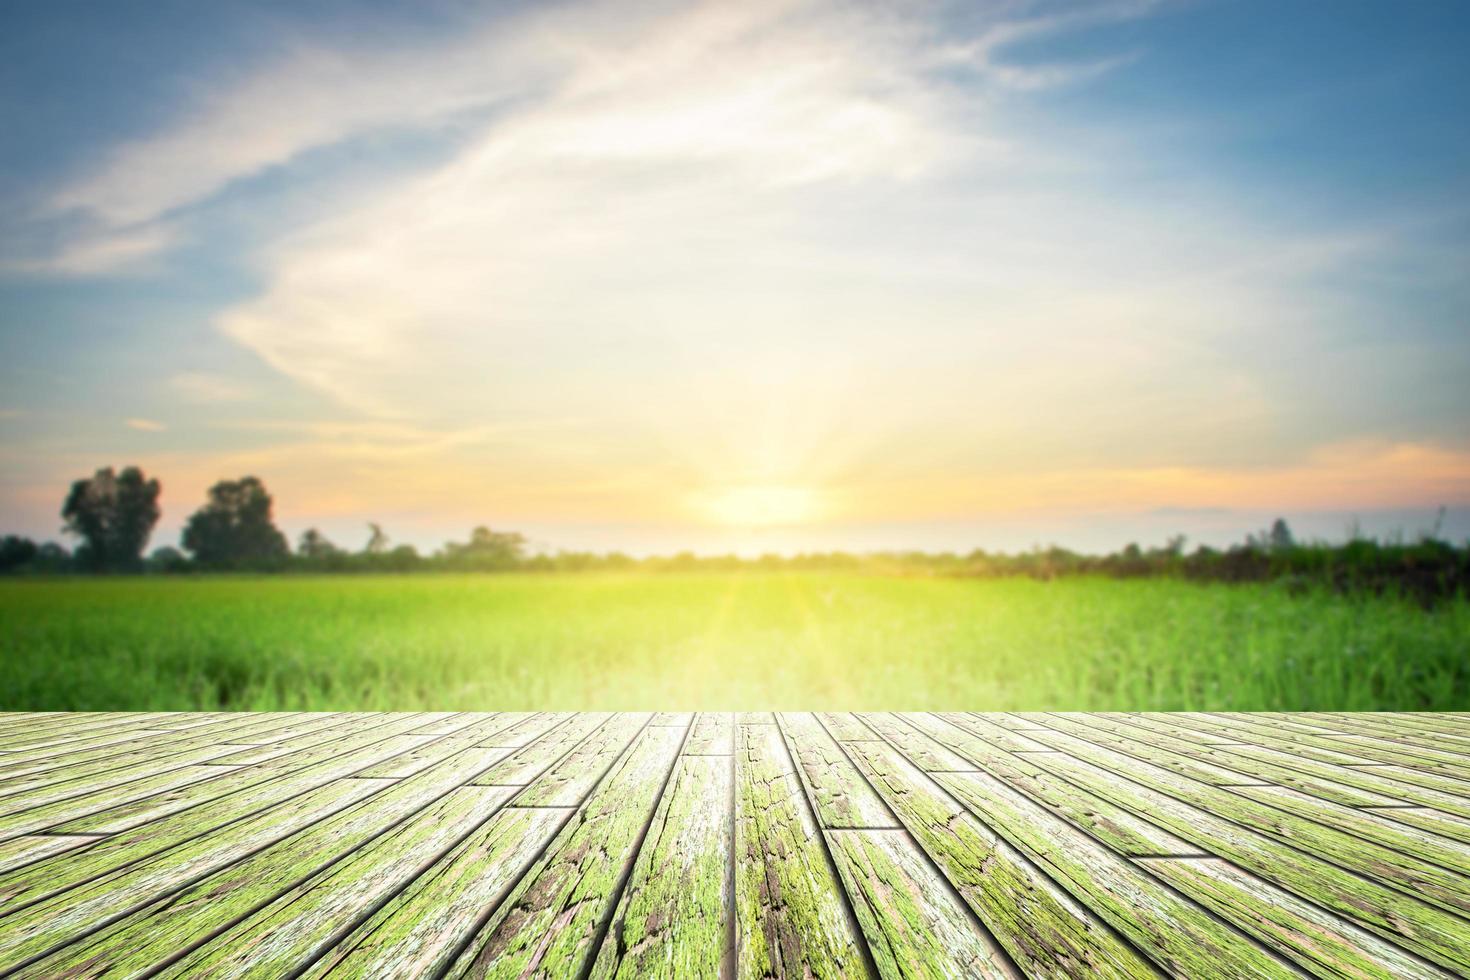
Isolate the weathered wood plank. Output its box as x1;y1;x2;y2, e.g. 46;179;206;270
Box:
9;742;515;978
0;763;250;842
1096;712;1250;745
948;714;1063;753
512;712;651;807
1366;806;1470;846
0;776;392;973
0;713;315;804
354;714;556;778
1086;714;1415;809
2;710;1467;979
1179;714;1470;776
154;785;519;979
1259;714;1470;755
196;713;437;767
1229;784;1470;876
985;715;1053;732
844;739;1158;978
479;712;576;747
1326;713;1470;740
850;713;974;771
930;764;1291;976
43;716;435;836
817;713;882;742
996;744;1470;973
0;713;387;821
298;806;568;978
825;829;1018;978
1027;723;1470;916
0;713;184;753
0;718;442;915
1031;715;1273;786
441;724;686;978
897;713;1203;856
589;754;732;978
733;723;867;980
779;713;896;829
685;712;735;755
0;834;101;875
1113;717;1470;817
0;728;179;778
1136;857;1456;980
473;713;610;786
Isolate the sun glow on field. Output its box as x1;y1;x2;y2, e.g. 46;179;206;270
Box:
702;486;820;527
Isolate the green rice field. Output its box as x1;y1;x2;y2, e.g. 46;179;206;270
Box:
1;573;1466;711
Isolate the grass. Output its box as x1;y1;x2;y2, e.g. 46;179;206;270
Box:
0;572;1466;711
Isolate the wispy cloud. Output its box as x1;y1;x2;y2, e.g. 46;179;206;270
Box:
4;0;1464;545
125;418;167;432
169;372;254;403
22;0;1154;274
4;224;180;277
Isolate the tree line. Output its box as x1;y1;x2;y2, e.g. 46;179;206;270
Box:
0;465;1465;603
0;466;529;574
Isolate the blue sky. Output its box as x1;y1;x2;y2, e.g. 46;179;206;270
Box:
2;0;1468;555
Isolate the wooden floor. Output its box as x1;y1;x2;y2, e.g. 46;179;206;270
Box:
0;713;1468;978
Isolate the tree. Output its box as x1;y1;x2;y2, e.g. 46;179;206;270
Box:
298;528;340;560
32;542;71;573
0;535;38;573
61;466;161;571
182;476;289;568
1268;518;1295;552
145;546;189;573
365;523;389;555
442;526;526;570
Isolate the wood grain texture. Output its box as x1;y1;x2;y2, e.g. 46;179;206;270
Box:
1;711;1467;979
733;723;867;980
589;754;732;978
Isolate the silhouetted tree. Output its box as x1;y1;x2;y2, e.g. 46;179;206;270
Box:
298;528;340;560
442;526;526;569
32;542;71;573
383;543;421;572
1268;518;1295;552
182;476;288;568
0;535;38;572
61;466;161;571
365;523;389;555
145;546;189;573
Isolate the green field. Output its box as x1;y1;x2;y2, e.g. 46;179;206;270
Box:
1;572;1466;711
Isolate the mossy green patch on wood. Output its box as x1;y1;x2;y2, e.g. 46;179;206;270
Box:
446;724;685;979
155;785;518;979
846;739;1158;979
826;829;1016;979
590;754;732;978
733;723;866;980
298;807;567;978
904;714;1202;856
1137;857;1456;980
778;713;895;830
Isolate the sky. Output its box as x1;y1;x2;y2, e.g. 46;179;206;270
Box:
2;0;1468;556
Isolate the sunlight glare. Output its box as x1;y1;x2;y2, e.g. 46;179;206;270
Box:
702;486;820;527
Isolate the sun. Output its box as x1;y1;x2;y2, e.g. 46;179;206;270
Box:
701;485;820;528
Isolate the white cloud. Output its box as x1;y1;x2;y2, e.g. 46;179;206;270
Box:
169;372;255;403
4;223;180;277
125;418;167;432
30;0;1142;272
19;0;1433;495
